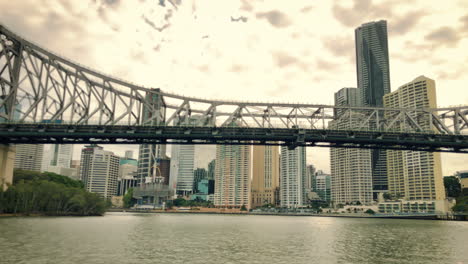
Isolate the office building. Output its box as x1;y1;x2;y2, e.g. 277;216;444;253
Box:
170;144;195;195
383;76;445;200
312;171;332;202
280;146;307;208
251;145;280;209
356;20;391;194
80;145;120;199
193;168;207;193
14;144;44;172
214;145;251;209
137;89;167;185
207;159;215;180
306;164;316;193
42;144;73;173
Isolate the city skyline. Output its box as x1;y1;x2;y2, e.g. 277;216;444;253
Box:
0;0;466;174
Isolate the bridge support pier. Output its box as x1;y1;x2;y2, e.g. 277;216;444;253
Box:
0;144;15;190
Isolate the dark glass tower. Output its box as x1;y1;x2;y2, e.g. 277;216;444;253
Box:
355;20;391;194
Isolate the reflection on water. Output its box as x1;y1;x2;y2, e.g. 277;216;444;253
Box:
0;213;467;264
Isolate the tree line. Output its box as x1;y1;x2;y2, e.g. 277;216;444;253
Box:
0;169;110;216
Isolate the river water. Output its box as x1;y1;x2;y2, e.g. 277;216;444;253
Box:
0;212;467;264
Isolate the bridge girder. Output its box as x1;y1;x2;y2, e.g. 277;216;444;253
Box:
0;24;467;152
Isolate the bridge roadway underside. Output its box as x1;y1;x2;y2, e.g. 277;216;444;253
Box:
0;124;467;153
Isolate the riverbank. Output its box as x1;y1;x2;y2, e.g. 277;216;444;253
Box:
106;208;468;221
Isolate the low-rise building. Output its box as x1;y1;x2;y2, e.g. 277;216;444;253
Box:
456;171;468;190
133;182;174;209
378;200;454;214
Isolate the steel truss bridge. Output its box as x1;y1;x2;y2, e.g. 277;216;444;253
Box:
0;24;467;152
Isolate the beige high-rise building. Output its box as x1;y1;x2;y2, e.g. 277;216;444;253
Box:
251;145;279;208
383;76;445;200
214;145;251;209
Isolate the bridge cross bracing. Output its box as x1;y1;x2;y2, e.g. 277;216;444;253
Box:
0;24;467;152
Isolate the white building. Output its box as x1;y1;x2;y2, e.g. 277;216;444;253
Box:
14;144;44;172
42;144;73;173
330;88;373;205
80;145;120;199
280;146;307;208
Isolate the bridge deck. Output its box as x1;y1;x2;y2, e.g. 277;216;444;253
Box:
0;124;466;153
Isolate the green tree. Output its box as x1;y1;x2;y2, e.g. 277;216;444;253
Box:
240;204;247;211
383;192;392;200
444;176;462;198
123;188;136;208
452;196;468;213
365;209;375;215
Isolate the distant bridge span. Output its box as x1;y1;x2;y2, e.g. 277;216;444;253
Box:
0;24;467;152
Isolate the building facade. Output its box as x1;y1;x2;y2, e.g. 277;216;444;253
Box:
80;145;120;199
137;89;167;186
313;171;332;203
330;88;373;205
280;146;307;208
170;144;195;195
14;144;44;172
456;171;468;190
251;145;280;209
383;76;445;201
214;145;251;209
355;20;391;194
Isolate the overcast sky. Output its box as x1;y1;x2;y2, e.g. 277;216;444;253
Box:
1;0;467;174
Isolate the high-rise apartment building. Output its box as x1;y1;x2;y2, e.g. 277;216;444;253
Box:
334;87;359;117
330;88;373;205
251;145;280;209
305;164;316;193
14;144;44;172
355;20;391;107
80;145;120;199
355;20;391;194
214;145;251;209
280;146;307;208
383;76;445;200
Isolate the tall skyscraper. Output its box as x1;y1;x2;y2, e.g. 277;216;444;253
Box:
42;144;73;173
14;144;44;172
383;76;445;200
170;144;195;195
330;88;373;205
169;116;215;195
312;170;332;203
137;89;167;185
80;145;120;199
280;146;307;208
334;87;359;117
355;20;391;194
251;145;280;209
355;20;391;107
207;159;215;180
305;164;316;192
214;145;251;209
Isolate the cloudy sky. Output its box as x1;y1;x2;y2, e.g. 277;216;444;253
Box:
1;0;467;174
